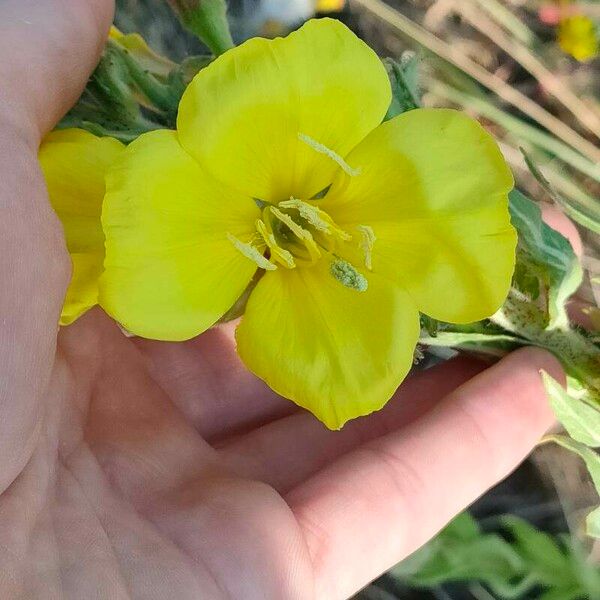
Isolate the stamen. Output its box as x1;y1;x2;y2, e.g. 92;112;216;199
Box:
298;133;361;177
279;198;352;241
226;233;277;271
270;207;321;263
357;225;376;271
329;258;368;292
255;219;296;269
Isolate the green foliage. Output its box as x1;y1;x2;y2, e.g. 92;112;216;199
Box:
392;512;600;600
421;185;600;537
167;0;234;56
509;189;583;330
383;54;420;120
543;372;600;447
59;37;210;142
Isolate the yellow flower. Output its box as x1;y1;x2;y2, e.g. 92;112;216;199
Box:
100;18;516;429
317;0;346;13
39;129;124;325
558;15;599;61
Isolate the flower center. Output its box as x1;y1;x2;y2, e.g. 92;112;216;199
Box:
226;135;374;291
227;199;371;291
256;198;351;269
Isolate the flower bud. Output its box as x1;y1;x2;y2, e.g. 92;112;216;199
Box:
167;0;234;56
109;26;176;79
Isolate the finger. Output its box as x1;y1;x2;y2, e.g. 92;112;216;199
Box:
286;347;561;599
0;1;113;492
0;0;114;141
134;321;298;442
220;356;485;492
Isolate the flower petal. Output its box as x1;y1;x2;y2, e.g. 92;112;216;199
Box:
60;253;104;326
320;108;516;323
236;258;420;430
100;129;260;341
39;129;124;324
177;18;391;202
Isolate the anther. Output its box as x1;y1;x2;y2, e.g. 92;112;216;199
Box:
329;258;368;292
279;198;352;242
255;219;296;269
297;133;361;177
357;225;376;271
227;233;277;271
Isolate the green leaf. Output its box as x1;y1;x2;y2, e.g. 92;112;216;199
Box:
542;371;600;447
420;331;521;357
392;513;525;593
538;588;586;600
509;189;583;329
383;54;420;120
501;516;570;585
392;510;600;598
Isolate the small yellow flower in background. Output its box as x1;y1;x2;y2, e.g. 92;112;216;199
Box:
39;129;124;325
100;18;516;429
316;0;346;13
558;14;599;61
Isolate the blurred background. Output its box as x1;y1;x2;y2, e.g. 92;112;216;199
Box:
115;1;600;598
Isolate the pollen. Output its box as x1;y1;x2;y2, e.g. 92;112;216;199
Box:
329;258;368;292
226;232;277;271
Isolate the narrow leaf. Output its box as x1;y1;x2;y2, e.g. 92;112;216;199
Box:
543;371;600;447
509;189;583;329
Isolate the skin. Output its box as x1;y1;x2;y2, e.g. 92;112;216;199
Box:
0;1;573;598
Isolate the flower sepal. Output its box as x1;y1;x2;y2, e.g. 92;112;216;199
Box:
60;29;212;142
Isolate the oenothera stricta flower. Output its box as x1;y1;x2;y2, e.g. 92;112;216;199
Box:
39;129;124;325
558;14;599;61
100;18;516;429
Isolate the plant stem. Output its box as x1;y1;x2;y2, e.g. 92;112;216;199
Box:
460;0;600;139
472;0;536;46
350;0;600;164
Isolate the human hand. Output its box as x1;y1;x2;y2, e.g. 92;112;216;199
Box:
0;2;565;598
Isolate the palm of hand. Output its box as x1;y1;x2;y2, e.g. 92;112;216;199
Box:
6;310;313;598
0;2;558;599
2;307;556;599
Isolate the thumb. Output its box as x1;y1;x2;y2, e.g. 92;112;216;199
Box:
0;0;115;142
0;0;114;492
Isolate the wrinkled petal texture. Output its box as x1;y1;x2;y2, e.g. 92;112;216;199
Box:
236;258;420;430
321;108;516;323
177;18;391;202
39;129;124;325
100;130;259;341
